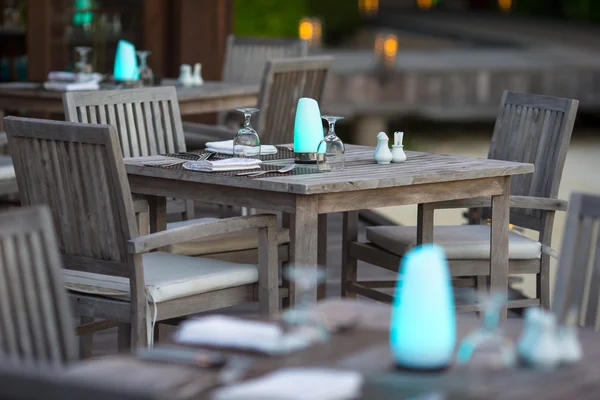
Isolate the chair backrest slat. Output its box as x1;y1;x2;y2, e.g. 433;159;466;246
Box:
222;35;308;85
63;86;186;157
553;193;600;330
0;206;77;368
256;56;333;144
5;117;137;275
486;91;578;231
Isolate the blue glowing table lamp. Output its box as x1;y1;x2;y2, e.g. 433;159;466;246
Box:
390;244;456;371
293;97;324;164
113;40;139;83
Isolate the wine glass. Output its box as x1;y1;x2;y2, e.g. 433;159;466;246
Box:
233;108;260;158
317;115;345;172
281;265;329;341
74;46;93;74
455;292;516;369
136;50;154;87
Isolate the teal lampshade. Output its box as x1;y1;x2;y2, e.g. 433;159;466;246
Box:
113;40;139;82
293;98;324;156
390;244;456;370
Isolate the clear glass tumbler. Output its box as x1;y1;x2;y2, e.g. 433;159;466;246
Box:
317;115;345;172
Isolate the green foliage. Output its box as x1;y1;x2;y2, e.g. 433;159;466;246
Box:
515;0;600;22
233;0;362;44
233;0;310;38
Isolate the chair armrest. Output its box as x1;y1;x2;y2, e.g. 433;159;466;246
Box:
182;122;237;150
429;196;568;211
132;197;149;214
128;214;278;254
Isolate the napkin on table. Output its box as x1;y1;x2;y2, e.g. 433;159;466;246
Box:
182;158;261;172
206;140;278;156
212;368;363;400
173;315;320;354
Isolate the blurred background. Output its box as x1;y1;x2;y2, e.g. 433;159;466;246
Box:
2;0;600;297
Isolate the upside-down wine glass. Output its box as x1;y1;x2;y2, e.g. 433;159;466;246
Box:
136;50;154;87
233;108;261;158
317;115;345;172
74;46;93;74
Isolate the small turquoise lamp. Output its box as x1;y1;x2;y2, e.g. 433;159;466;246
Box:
293;98;325;164
390;244;456;371
113;40;140;83
73;0;93;26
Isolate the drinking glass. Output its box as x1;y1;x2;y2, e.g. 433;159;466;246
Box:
455;292;516;369
281;265;329;341
136;50;155;87
317;115;345;172
74;46;93;74
233;108;261;158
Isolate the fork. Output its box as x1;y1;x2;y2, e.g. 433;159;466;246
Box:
237;164;296;177
158;152;212;167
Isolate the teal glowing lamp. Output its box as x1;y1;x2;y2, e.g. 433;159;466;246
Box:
113;40;139;83
293;97;324;164
390;244;456;371
73;0;93;26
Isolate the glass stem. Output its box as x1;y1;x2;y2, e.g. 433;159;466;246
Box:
244;113;252;128
328;121;335;136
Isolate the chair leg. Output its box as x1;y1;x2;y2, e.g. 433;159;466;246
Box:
132;312;149;350
538;255;551;309
117;323;132;353
153;324;170;344
341;211;359;298
183;200;195;220
79;316;94;359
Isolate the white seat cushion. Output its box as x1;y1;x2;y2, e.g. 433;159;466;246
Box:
166;218;289;256
0;156;15;181
64;251;258;303
366;225;541;260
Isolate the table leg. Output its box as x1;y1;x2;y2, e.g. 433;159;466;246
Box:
341;211;359;298
317;214;328;300
147;195;167;234
490;176;510;319
417;204;434;244
289;195;319;305
0;109;5;132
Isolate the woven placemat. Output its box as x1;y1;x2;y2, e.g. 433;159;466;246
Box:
153;148;319;179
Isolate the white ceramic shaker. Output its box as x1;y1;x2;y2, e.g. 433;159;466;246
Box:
374;132;393;164
391;131;407;163
177;64;193;87
192;63;204;86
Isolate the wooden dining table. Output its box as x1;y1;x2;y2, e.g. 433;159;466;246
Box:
0;80;259;130
66;299;600;400
124;145;534;314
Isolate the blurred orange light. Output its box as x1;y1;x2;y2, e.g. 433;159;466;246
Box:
498;0;512;12
359;0;379;15
299;19;313;41
383;35;398;58
417;0;433;9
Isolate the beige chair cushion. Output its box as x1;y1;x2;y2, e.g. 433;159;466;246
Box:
366;225;541;260
64;251;258;303
0;156;15;181
166;218;290;256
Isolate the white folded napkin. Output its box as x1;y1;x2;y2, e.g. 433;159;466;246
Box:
173;315;319;354
47;71;103;83
182;158;261;172
44;80;100;92
206;140;278;156
124;155;184;166
212;368;363;400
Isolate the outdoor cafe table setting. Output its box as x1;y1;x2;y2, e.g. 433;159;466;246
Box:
64;296;600;400
123;97;534;314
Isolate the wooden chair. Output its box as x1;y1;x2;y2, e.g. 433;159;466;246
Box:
184;56;334;148
552;192;600;328
5;116;280;349
0;205;78;368
346;91;578;311
218;35;309;126
0;363;168;400
62;86;194;220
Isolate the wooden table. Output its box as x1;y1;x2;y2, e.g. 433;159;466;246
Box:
67;300;600;400
0;80;259;129
124;145;533;312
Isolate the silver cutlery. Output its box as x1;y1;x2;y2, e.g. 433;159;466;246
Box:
236;164;296;177
159;152;212;167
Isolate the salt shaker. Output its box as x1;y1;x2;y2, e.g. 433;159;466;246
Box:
517;308;561;369
374;132;393;164
192;63;204;86
177;64;193;87
391;131;406;163
556;308;582;364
